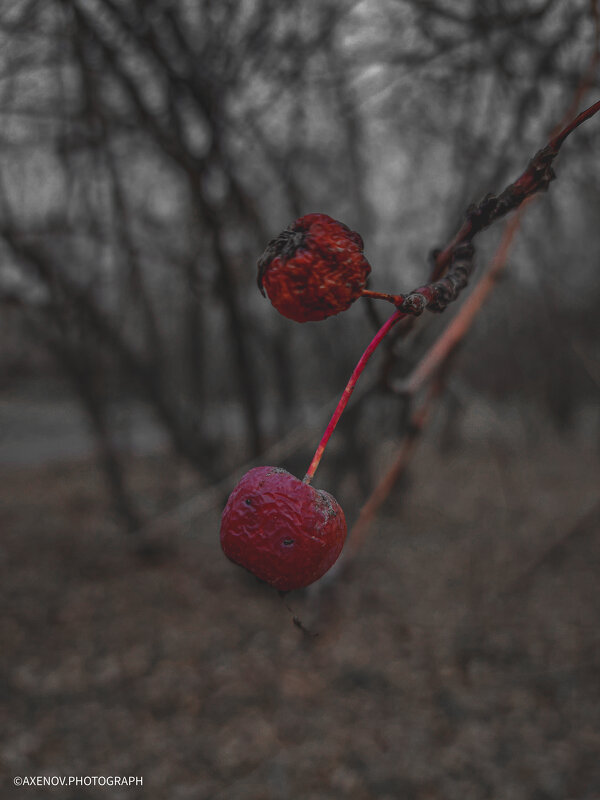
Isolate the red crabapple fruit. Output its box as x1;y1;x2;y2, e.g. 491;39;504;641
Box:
220;466;347;591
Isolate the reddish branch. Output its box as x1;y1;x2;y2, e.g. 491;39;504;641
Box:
304;98;600;486
344;212;524;560
342;97;600;558
404;211;525;397
429;100;600;282
353;104;600;314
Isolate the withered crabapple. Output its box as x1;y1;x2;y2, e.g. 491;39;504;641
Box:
257;213;372;322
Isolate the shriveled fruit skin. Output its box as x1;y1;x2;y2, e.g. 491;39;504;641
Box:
220;466;347;591
257;213;371;322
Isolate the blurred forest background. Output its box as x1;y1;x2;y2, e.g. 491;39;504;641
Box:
2;1;600;799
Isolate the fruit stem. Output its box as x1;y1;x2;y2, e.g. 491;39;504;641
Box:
303;309;405;484
361;288;405;305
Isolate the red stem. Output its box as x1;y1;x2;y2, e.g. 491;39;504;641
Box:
550;98;600;149
303;309;404;484
361;288;405;305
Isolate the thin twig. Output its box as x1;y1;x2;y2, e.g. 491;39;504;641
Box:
342;90;600;558
403;210;524;397
428;99;600;284
304;99;600;484
343;211;523;562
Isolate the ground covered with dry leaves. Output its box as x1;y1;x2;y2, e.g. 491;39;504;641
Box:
1;433;600;800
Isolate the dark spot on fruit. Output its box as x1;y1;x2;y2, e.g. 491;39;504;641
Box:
282;538;295;547
245;498;252;505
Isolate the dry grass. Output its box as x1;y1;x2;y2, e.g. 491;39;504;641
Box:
1;433;599;799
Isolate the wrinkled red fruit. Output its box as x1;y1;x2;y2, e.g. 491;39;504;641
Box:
257;213;371;322
220;466;347;591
